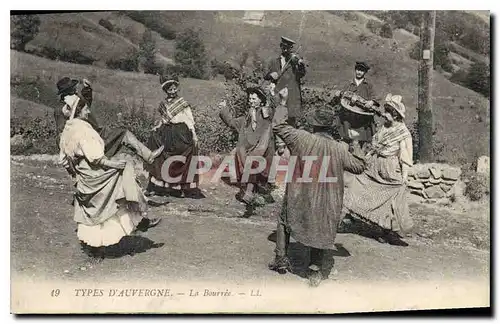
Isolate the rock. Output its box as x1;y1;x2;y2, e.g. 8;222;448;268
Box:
416;169;431;179
441;179;457;185
440;183;454;192
10;134;25;147
429;167;442;179
476;156;490;175
423;181;433;188
429;178;441;185
410;189;425;198
442;167;461;181
407;181;424;190
425;186;446;199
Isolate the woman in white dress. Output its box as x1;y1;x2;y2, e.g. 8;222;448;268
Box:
59;96;161;261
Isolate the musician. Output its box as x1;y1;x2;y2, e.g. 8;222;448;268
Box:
333;61;379;152
267;36;306;127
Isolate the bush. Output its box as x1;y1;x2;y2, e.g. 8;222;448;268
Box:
30;46;96;65
11;14;40;51
10;116;58;155
366;19;383;35
466;61;490;97
463;171;490;201
139;30;157;74
125;11;176;40
98;18;114;32
106;51;139;72
174;28;208;80
380;23;393;38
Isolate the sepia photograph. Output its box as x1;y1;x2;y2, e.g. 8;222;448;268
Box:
9;8;491;314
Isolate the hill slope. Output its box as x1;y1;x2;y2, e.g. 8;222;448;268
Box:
13;11;490;163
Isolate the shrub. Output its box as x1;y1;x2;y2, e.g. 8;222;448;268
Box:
106;51;139;72
380;23;393;38
464;171;490;201
174;28;209;80
10;116;58;155
125;11;177;40
35;46;96;65
11;14;40;51
465;61;490;97
139;30;157;74
366;19;383;35
98;18;114;32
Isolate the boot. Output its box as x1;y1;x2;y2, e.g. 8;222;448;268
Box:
268;255;292;274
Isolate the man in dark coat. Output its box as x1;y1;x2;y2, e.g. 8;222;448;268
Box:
334;61;379;151
267;36;306;127
268;108;366;287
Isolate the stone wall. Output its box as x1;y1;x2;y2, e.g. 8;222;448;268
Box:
407;163;462;199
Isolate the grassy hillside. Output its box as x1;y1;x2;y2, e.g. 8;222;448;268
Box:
11;11;490;163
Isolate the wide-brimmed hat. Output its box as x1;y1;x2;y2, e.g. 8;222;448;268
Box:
246;86;267;106
280;36;296;47
56;77;78;95
160;74;180;90
306;108;336;128
384;93;406;119
355;61;370;72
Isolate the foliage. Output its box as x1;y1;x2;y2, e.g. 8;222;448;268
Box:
11;14;40;51
28;46;95;65
174;28;209;80
10;116;58;155
380;23;393;38
125;11;177;40
139;29;157;74
463;171;490;201
98;18;114;32
106;51;139;72
465;61;490;97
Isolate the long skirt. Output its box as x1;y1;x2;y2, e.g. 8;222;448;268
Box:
77;206;143;247
146;122;199;189
343;154;413;233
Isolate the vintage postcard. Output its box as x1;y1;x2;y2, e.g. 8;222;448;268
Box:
10;9;490;314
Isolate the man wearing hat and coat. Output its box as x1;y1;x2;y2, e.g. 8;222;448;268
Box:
334;61;379;153
219;85;276;216
268;107;366;287
267;36;306;128
54;77;164;176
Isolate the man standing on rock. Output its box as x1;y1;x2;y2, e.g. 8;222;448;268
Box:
267;36;306;127
268;108;366;287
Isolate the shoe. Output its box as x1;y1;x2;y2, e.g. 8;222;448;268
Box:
241;204;256;218
147;145;164;164
183;188;206;199
136;217;162;232
307;268;323;287
268;255;291;274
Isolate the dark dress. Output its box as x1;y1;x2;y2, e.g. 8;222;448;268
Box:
146;122;199;188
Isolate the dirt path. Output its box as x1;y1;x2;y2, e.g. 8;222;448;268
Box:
10;158;490;312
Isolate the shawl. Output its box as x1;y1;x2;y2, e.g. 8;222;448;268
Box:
159;97;197;139
372;122;411;158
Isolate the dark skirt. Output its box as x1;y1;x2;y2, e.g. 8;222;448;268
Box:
146;123;199;186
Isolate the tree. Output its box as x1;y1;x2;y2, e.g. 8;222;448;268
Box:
139;29;157;74
174;28;208;80
466;61;490;97
11;14;40;51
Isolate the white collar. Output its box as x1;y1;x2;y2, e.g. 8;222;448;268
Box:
354;78;364;86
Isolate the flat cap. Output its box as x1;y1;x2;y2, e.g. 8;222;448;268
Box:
280;36;296;46
355;61;370;71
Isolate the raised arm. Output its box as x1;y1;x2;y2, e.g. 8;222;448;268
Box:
337;140;366;174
